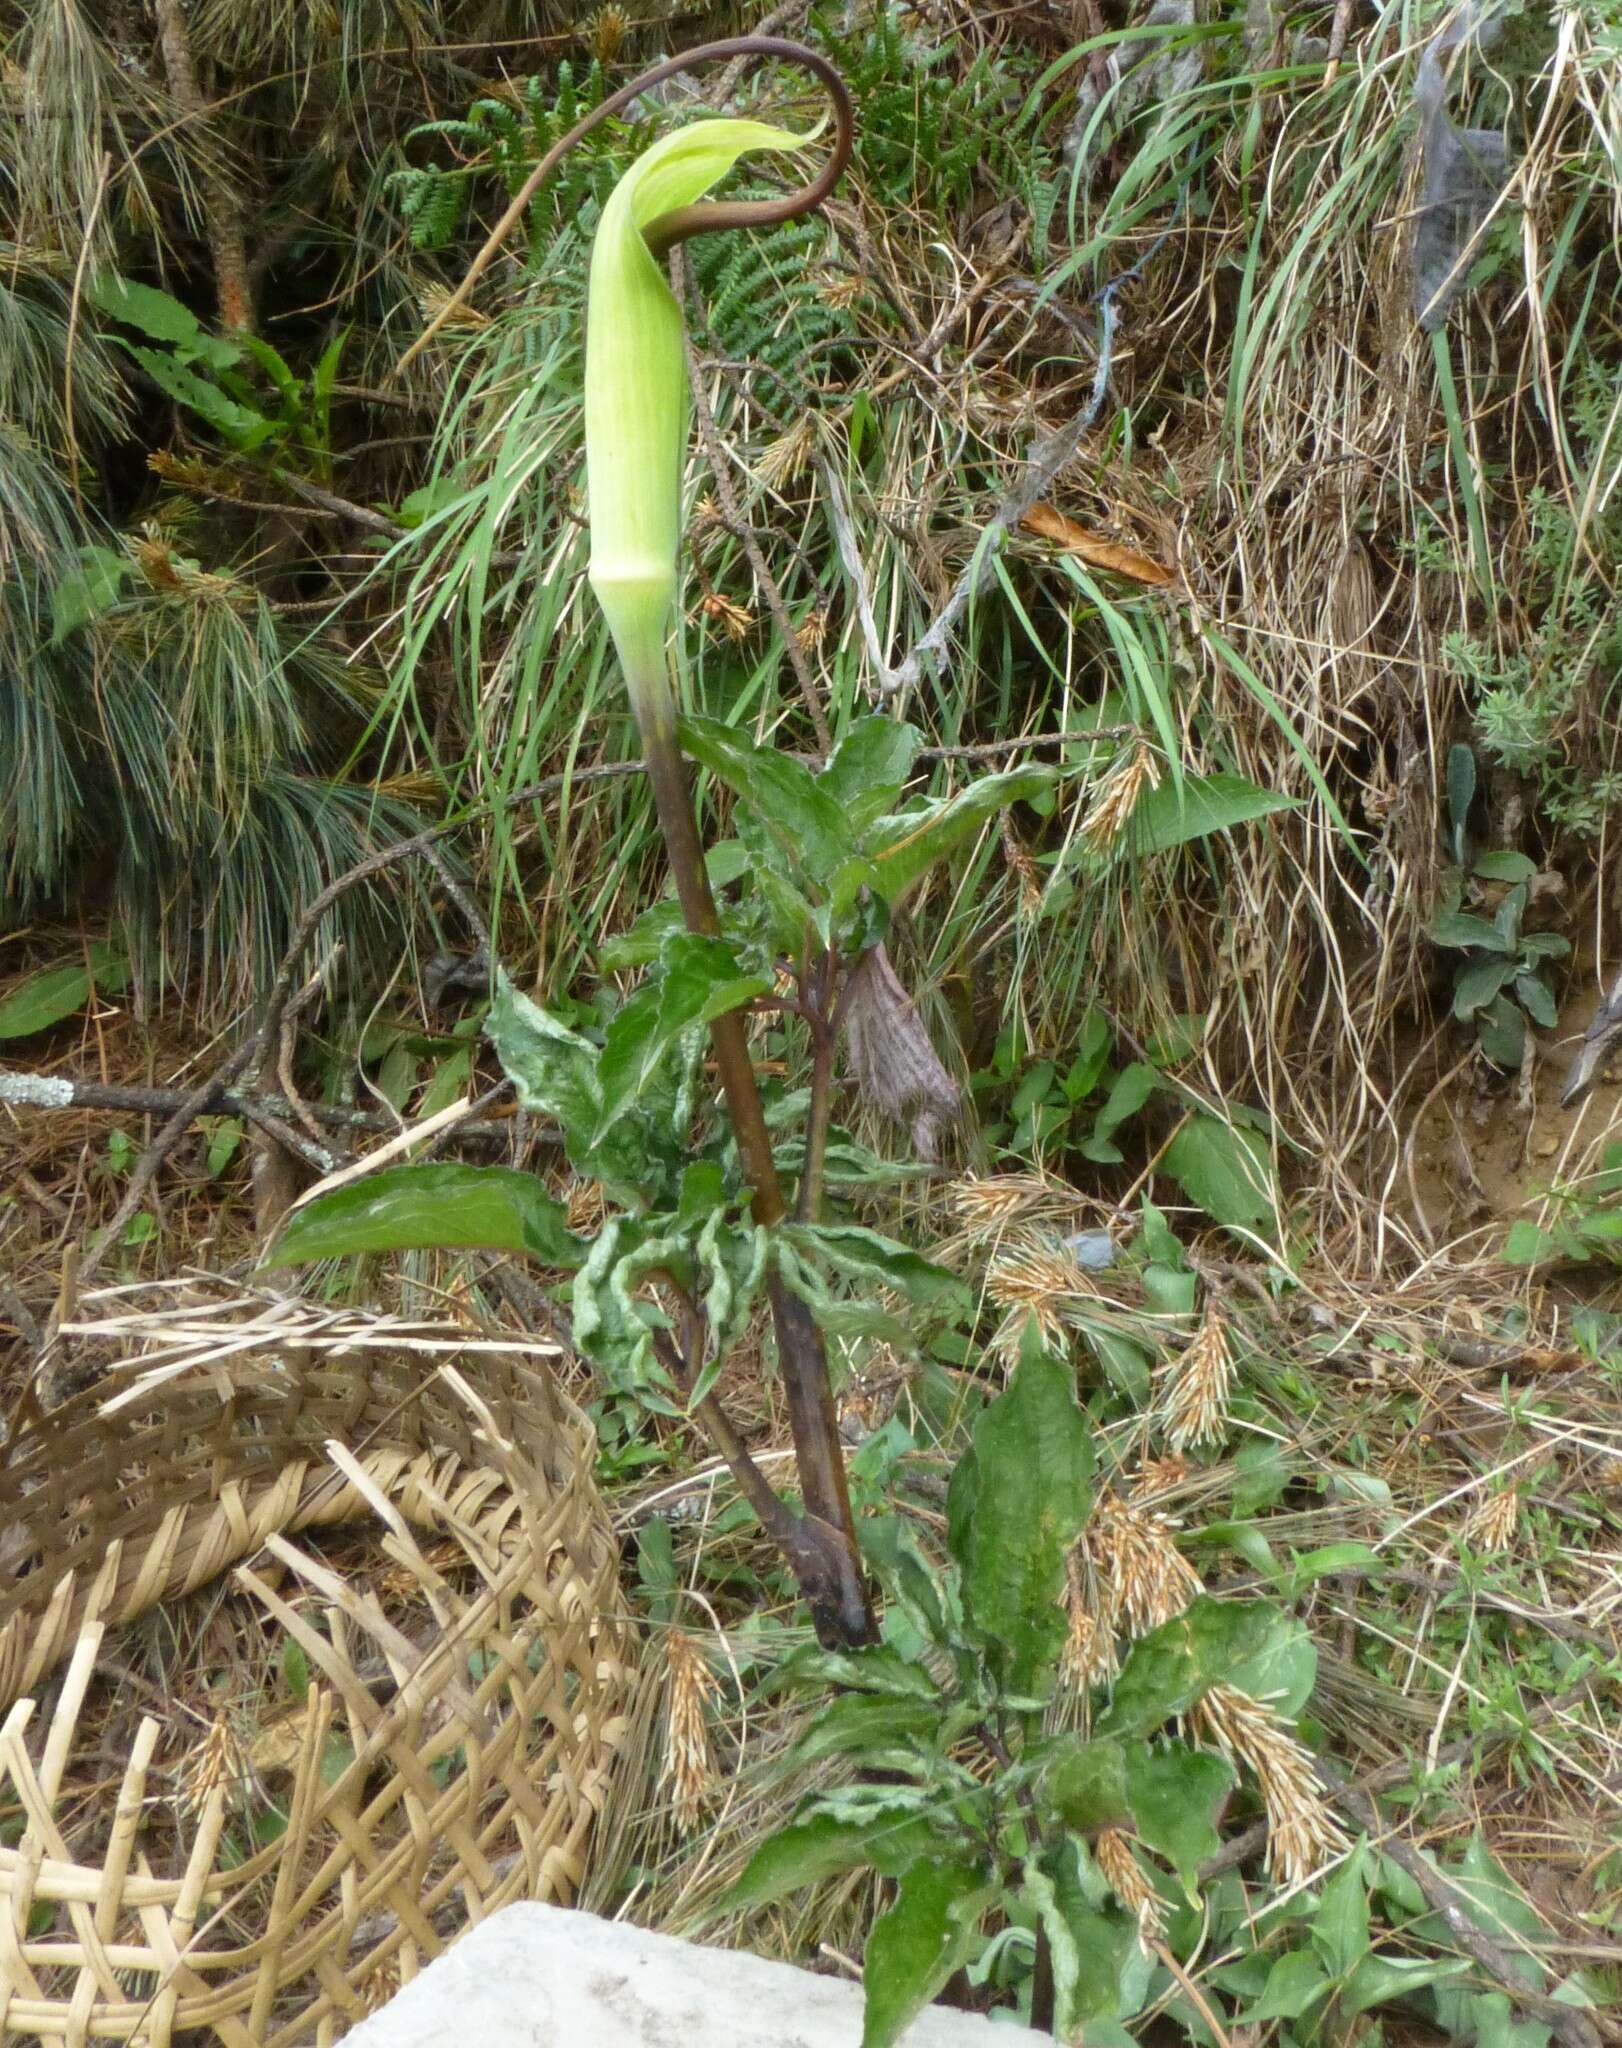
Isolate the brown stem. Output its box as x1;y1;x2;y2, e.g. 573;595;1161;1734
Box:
153;0;255;335
634;701;875;1647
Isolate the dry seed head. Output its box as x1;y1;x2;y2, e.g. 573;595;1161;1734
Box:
585;3;628;63
757;416;816;489
417;280;490;331
1464;1485;1520;1552
1080;743;1162;853
1000;816;1044;919
985;1237;1096;1348
661;1630;720;1834
1060;1548;1118;1690
1086;1489;1202;1638
178;1710;247;1815
795;606;829;652
1196;1683;1348;1888
1131;1454;1193;1500
358;1946;402;2015
1161;1307;1235;1453
698;591;755;643
1094;1827;1166;1942
950;1173;1056;1233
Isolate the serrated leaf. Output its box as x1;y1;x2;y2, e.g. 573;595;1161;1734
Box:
1127;772;1297;858
127;345;275;449
1163;1114;1276;1229
1503;1219;1559;1266
87;272;241;371
0;944;130;1039
870;766;1057;902
949;1330;1093;1694
861;1856;995;2048
771;1643;942;1701
264;1164;582;1269
598;933;769;1128
680;713;854;883
1124;1742;1235;1891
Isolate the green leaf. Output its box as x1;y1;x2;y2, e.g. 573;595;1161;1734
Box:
1454;957;1515;1016
264;1164;582;1269
861;1856;995;2048
1515;973;1558;1029
821;717;921;832
598;934;769;1128
771;1643;941;1701
1478;993;1526;1069
1503;1219;1559;1266
126;345;277;449
1430;906;1512;953
1447;744;1477;856
1081;1062;1159;1163
50;544;132;644
680;714;854;883
1042;1738;1129;1833
1124;1742;1235;1891
1028;1837;1151;2028
870;766;1057;902
781;1222;967;1309
793;1695;946;1767
1163;1114;1276;1229
1341;1953;1471;2016
486;975;660;1197
1097;1597;1287;1738
1239;1949;1333;2023
1312;1843;1370;1975
0;944;130;1039
1473;849;1536;883
727;1814;893;1912
1127;772;1297;858
948;1329;1094;1694
87;272;241;371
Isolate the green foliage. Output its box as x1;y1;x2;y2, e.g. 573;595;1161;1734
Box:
0;943;128;1039
725;1341;1326;2044
1428;855;1569;1071
265;1164;582;1270
1504;1142;1622;1269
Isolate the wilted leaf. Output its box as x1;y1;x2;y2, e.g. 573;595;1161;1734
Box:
841;944;960;1161
1020;502;1178;588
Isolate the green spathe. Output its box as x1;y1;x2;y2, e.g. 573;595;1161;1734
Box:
585;118;809;702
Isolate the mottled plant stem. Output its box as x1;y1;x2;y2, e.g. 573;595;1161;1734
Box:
632;689;875;1648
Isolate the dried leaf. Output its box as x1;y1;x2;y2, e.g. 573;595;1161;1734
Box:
1019;503;1177;588
842;944;960;1162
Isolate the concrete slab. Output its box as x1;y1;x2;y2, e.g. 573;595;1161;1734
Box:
344;1900;1047;2048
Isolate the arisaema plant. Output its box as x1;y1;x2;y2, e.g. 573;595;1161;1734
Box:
272;40;1063;1648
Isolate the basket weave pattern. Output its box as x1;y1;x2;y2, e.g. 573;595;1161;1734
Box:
0;1338;636;2046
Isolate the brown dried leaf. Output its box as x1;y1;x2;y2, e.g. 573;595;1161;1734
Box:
1019;502;1178;588
842;944;960;1163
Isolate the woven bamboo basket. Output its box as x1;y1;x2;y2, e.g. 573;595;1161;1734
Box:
0;1302;638;2046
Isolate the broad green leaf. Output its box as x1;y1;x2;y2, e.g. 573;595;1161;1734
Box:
87;272;241;371
1239;1949;1333;2023
1097;1597;1286;1738
1454;957;1515;1016
1503;1220;1558;1266
1124;1742;1235;1891
1042;1738;1129;1833
1473;849;1536;883
264;1164;582;1269
1515;973;1558;1029
127;345;276;449
793;1695;945;1767
870;766;1056;902
1312;1843;1370;1976
781;1222;967;1309
771;1643;942;1701
1341;1953;1471;2016
948;1330;1094;1694
1446;744;1477;852
598;933;769;1128
1163;1114;1276;1230
1478;993;1526;1069
0;944;130;1039
1127;772;1297;857
680;714;854;882
1029;1837;1150;2028
50;544;132;644
861;1856;995;2048
1082;1061;1159;1162
728;1814;900;1912
1430;906;1512;953
821;716;921;832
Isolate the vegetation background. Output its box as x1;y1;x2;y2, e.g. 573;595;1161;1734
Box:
1;0;1619;2039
